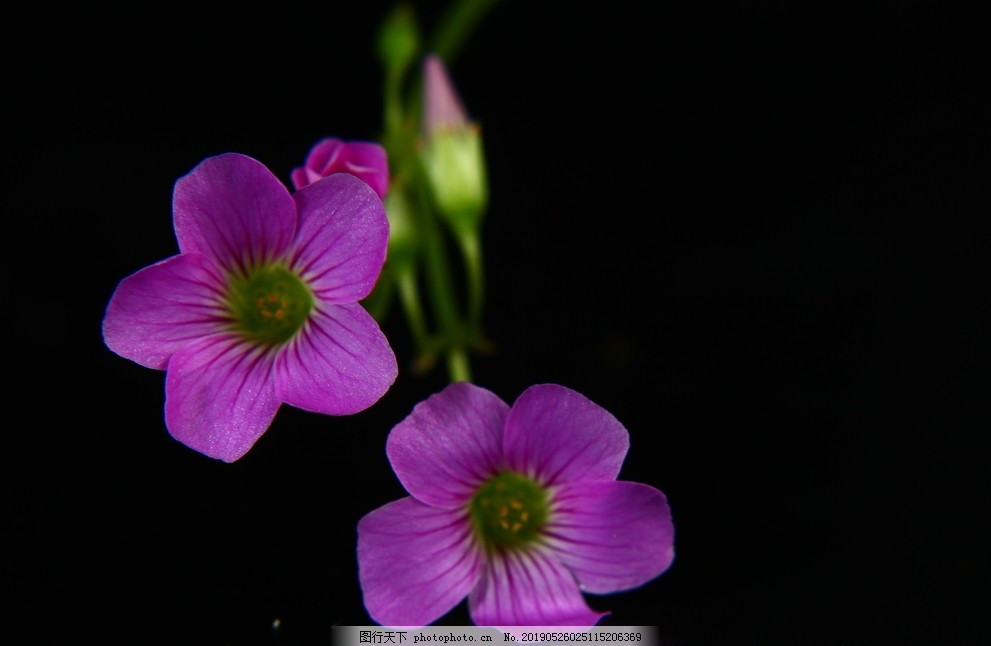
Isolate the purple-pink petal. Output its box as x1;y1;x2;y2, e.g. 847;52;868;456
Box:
334;141;390;200
387;383;508;509
303;138;346;176
274;303;397;415
290;167;313;192
103;253;227;370
164;334;281;462
289;173;389;303
173;153;296;271
291;138;390;199
423;55;469;134
504;385;629;486
358;497;483;627
468;547;607;627
545;481;675;594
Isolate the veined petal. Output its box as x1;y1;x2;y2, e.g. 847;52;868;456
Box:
387;383;508;509
504;385;629;486
545;481;675;594
358;497;482;628
274;303;397;415
103;253;227;369
290;173;389;303
469;547;607;627
173;153;296;271
165;334;280;462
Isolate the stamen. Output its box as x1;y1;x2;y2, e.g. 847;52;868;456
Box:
225;263;314;346
469;471;550;552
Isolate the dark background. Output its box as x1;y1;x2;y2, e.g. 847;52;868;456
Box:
10;2;985;644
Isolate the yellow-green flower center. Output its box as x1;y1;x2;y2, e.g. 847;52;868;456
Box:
469;471;549;552
225;264;313;345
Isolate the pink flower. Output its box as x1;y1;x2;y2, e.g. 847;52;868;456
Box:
291;137;390;199
103;153;398;462
358;383;675;626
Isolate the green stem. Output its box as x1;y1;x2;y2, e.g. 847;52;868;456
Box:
383;67;406;137
430;0;502;62
397;268;429;352
363;269;395;322
458;232;485;336
446;346;472;383
412;163;471;383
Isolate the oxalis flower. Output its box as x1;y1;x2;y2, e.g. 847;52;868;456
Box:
291;137;390;199
358;383;675;626
103;153;398;462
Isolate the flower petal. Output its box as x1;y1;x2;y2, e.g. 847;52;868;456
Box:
274;303;397;415
469;547;607;626
304;138;345;176
358;497;482;628
290;167;312;191
387;383;508;509
423;55;469;133
103;253;227;369
545;481;675;594
173;153;296;271
335;141;390;199
504;385;629;486
290;173;389;303
165;334;280;462
291;138;391;199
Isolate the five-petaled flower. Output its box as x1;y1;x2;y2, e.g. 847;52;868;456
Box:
103;153;398;462
291;137;390;199
358;382;675;627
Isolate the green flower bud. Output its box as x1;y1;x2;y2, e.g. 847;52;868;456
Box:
420;54;488;239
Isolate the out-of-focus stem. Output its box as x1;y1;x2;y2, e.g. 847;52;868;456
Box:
430;0;501;62
458;232;484;336
446;346;471;383
397;269;429;352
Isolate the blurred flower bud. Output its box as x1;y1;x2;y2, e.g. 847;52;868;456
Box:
291;138;390;200
419;55;488;238
377;3;421;78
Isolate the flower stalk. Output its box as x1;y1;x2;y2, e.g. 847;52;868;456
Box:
370;0;496;383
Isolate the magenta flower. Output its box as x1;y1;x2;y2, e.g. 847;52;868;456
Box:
103;153;398;462
358;383;675;626
291;137;390;199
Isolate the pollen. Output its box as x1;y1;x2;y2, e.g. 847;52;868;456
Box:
469;471;550;552
225;263;314;346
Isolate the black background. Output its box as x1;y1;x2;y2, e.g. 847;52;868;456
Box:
10;2;986;644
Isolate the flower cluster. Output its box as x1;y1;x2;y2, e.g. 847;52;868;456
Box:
102;4;675;625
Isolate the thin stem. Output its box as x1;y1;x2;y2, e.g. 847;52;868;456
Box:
397;268;429;352
458;232;485;336
384;69;404;136
412;160;471;383
446;346;472;383
363;269;395;322
429;0;502;62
